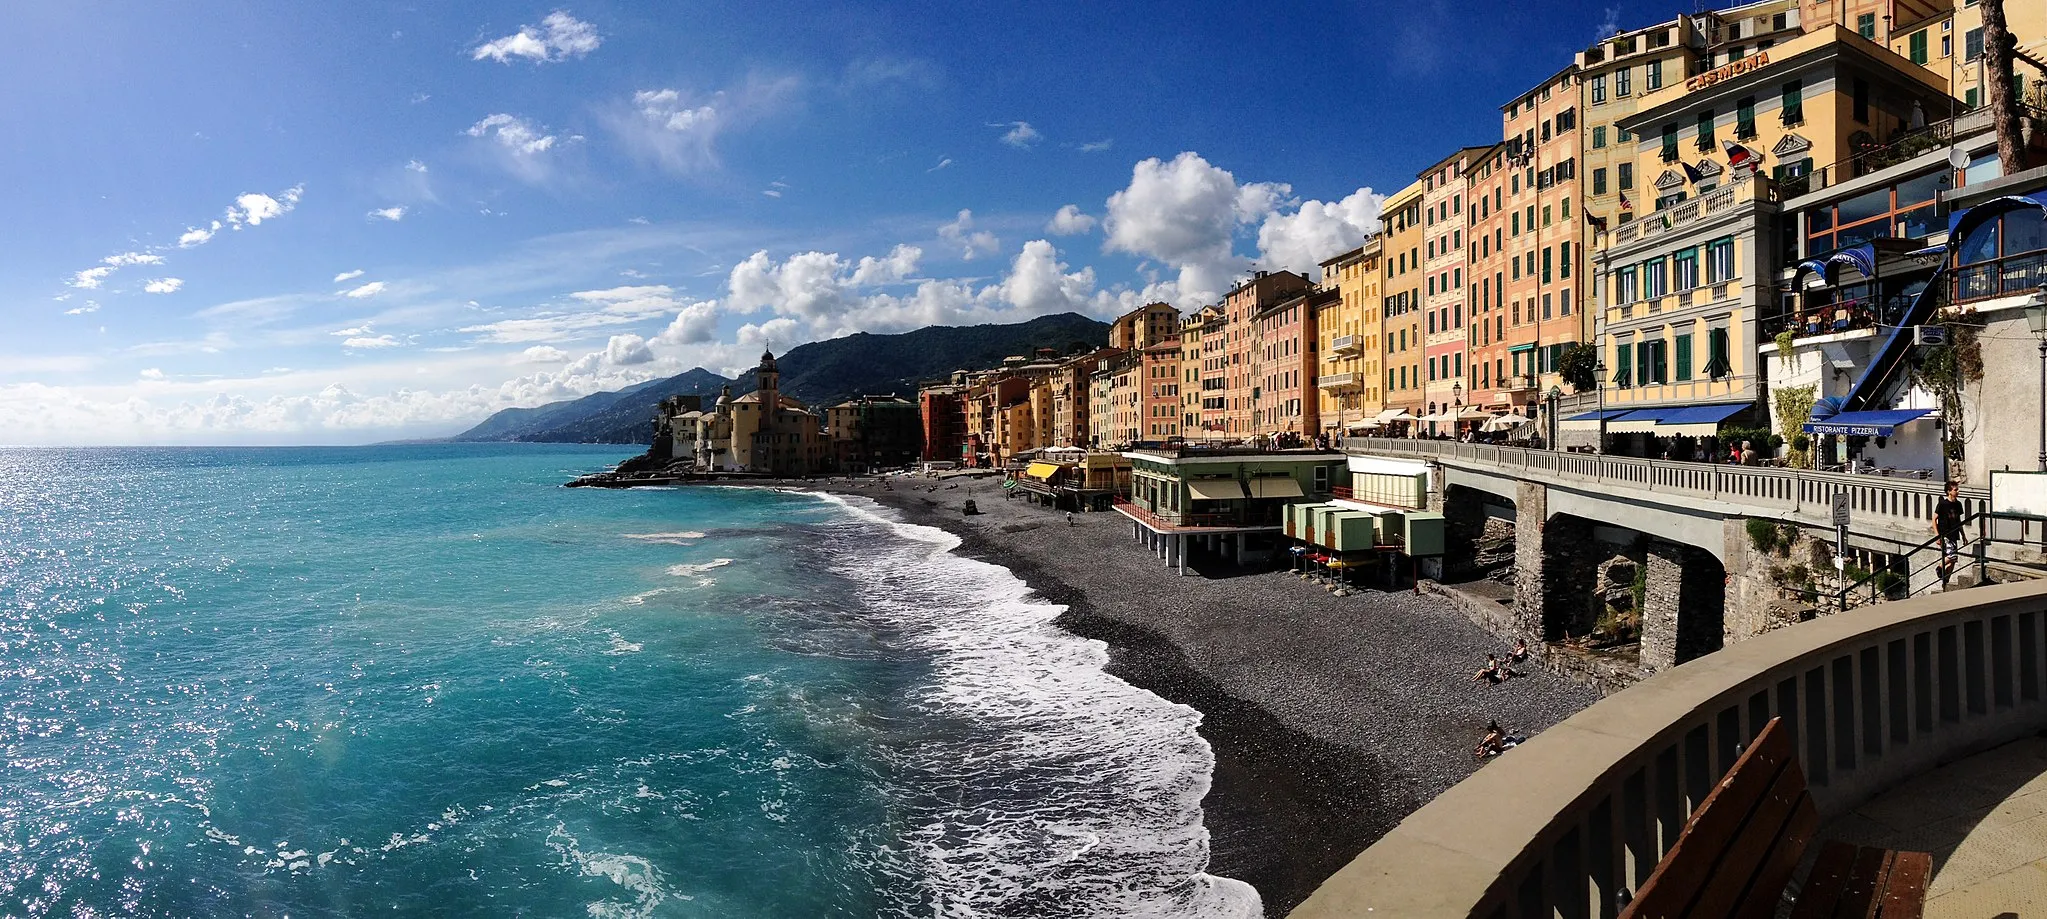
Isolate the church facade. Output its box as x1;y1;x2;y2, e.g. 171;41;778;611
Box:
686;350;828;475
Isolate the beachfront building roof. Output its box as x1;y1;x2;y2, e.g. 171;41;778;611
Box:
1117;448;1347;533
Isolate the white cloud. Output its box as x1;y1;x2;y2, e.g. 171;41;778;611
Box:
849;244;922;286
1047;204;1097;235
604;333;654;365
143;278;185;294
405;159;428;173
343;335;402;349
334;269;365;283
1254;187;1387;279
466;113;556;154
1079;139;1113;153
342;281;387;299
994;121;1041;148
139;368;164;380
608;80;789;176
70;267;113;289
938;209;999;260
459;284;700;344
368;206;407;221
1103;151;1289;304
521;345;568;363
997;240;1098;316
471;11;601;64
179;221;221;248
223;185;304;228
64;301;100;316
103;252;164;267
927;157;953;172
761;188;781;198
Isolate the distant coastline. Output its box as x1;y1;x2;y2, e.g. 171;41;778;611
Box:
679;475;1600;916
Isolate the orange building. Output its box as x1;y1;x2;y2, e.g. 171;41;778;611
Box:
1252;286;1332;438
1220;270;1311;437
1500;63;1586;419
1141;339;1183;441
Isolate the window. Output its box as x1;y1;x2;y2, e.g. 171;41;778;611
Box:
1616;66;1631;96
1614;342;1634;387
1966;28;1983;62
1511;212;1520;235
1674;247;1699;289
1592;126;1607;149
1909;29;1928;64
1616;266;1639;303
1646;59;1662;90
1543;204;1553;226
1706;236;1735;282
1593;167;1608;195
1642;258;1668;298
1942;34;1952;58
1696;110;1716;149
1618;163;1634;189
1560;241;1572;279
1705;327;1731;379
1736;96;1756;138
1852;78;1869;123
1661;123;1679;162
1561;287;1572;315
1617;126;1632;142
1954;206;2047;301
1728;45;1746;61
1562;196;1571;219
1542;247;1553;283
1781;80;1803;124
1674;333;1693;381
1857;12;1875;39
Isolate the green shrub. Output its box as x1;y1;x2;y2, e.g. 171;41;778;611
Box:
1777;523;1801;554
1745;518;1780;554
1790;433;1811;452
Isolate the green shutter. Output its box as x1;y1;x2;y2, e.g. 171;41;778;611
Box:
1675;334;1693;381
1909;30;1928;64
1636;342;1651;387
1560;241;1572;279
1615;343;1633;387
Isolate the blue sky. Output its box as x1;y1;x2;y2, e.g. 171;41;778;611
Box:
3;0;1678;445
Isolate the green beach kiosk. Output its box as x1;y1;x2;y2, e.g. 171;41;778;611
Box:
1116;446;1347;574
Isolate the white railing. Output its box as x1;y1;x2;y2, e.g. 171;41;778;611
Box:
1341;437;1983;535
1291;580;2047;919
1330;334;1360;355
1317;372;1358;390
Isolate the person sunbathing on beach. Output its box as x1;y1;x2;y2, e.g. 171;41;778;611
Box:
1471;654;1504;684
1507;638;1530;665
1474;720;1507;759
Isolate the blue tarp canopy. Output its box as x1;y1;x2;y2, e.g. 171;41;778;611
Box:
1564;409;1633;422
1801;408;1934;436
1606;402;1749;433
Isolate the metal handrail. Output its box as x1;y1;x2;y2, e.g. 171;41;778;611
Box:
1834;512;1987;610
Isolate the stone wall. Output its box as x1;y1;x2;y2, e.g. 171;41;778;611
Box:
1441;486;1490;579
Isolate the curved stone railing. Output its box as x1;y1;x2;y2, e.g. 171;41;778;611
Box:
1288;579;2047;919
1341;437;1985;537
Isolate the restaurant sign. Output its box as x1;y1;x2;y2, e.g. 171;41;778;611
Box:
1805;421;1890;436
1686;52;1770;92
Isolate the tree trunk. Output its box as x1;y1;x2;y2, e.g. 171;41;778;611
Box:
1981;0;2027;173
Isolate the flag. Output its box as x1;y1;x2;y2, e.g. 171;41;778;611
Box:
1722;140;1758;170
1585;212;1608;233
1619;191;1633;210
1680;160;1703;184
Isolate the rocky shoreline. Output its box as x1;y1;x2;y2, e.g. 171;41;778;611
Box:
760;476;1600;916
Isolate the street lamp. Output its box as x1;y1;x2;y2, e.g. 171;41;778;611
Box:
1547;385;1564;450
1594;360;1609;454
1451;381;1464;437
2028;289;2047;471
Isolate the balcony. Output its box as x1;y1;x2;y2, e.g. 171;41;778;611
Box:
1317;372;1359;391
1499;374;1538;394
1611;176;1762;247
1329;334;1362;356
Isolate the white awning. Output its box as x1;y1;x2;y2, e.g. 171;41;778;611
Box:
1349;456;1431;476
1417;412;1453;423
1609;418;1660;433
1373;409;1414;422
1456;406;1491;421
1187;479;1247;501
1247;477;1305;498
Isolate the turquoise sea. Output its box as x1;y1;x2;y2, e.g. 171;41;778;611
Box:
0;443;1256;918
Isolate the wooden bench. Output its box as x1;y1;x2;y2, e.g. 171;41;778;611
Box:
1618;717;1930;919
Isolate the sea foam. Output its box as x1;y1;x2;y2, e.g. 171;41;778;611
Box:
809;492;1263;919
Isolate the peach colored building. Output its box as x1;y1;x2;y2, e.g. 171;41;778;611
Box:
1220;270;1311;438
1251;286;1333;438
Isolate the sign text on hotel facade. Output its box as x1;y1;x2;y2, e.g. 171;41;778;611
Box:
1686;51;1771;92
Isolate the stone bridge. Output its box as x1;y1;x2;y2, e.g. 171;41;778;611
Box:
1344;438;2000;675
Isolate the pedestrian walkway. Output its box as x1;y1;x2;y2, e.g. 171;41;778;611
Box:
1822;734;2047;917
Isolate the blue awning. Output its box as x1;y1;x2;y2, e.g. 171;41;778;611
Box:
1801;408;1934;436
1564;409;1633;422
1656;403;1751;426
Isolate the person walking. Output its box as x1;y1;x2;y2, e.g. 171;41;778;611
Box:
1933;481;1966;584
1066;511;1076;527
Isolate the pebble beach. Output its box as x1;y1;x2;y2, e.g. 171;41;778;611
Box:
794;476;1600;916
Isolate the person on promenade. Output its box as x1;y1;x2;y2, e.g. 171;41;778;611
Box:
1740;441;1761;466
1727;443;1742;465
1933;481;1966;583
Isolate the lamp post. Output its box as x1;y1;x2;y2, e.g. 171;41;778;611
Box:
1595;360;1609;454
2028;290;2047;471
1548;385;1564;450
1452;381;1464;437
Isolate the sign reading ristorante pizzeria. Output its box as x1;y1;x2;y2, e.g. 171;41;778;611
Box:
1686;51;1770;92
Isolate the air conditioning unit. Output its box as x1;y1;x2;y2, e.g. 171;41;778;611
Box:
1915;325;1949;346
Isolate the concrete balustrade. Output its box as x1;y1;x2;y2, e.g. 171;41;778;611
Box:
1288;579;2047;919
1342;437;1982;539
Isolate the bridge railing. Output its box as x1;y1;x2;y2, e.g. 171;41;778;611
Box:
1288;580;2047;919
1342;437;1984;537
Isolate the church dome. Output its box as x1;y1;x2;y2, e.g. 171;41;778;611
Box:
758;349;779;374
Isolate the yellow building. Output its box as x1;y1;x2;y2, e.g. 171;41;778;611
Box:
1879;0;2047;111
1178;309;1209;440
1590;26;1954;450
690;350;827;474
1579;16;1704;253
1109;301;1181;351
1377;179;1427;420
1316;238;1383;435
